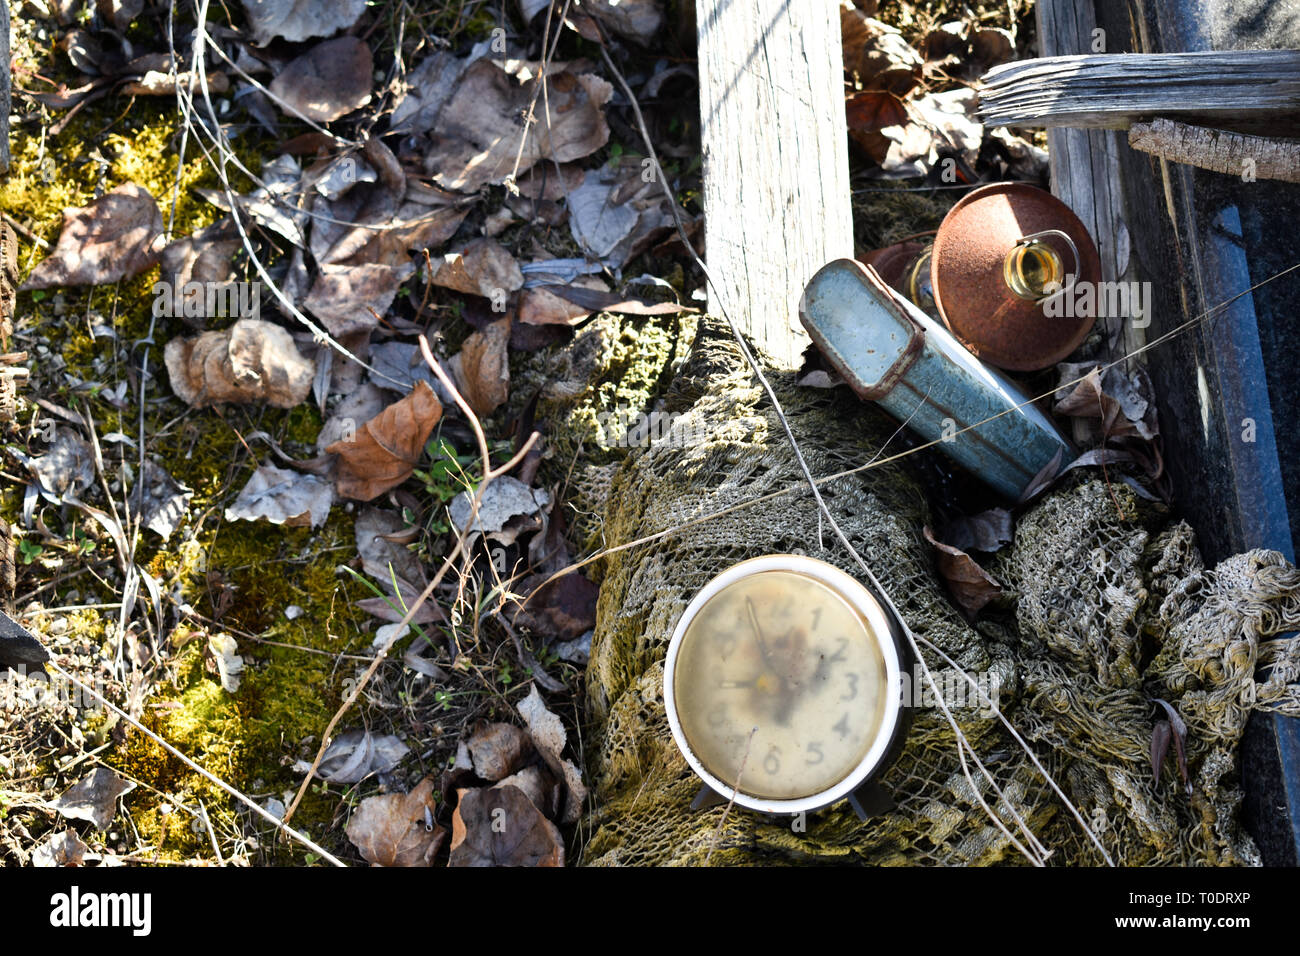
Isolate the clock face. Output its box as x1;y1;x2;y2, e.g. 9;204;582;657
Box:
670;567;891;802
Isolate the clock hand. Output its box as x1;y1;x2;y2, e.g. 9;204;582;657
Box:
745;597;774;665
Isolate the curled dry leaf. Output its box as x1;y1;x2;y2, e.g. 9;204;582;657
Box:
465;722;533;782
269;37;373;123
517;685;587;824
52;767;135;830
24;428;95;498
839;10;923;96
122;69;230;96
31;829;90;867
447;317;510;417
1053;365;1159;441
206;633;244;692
1153;698;1192;795
131;459;192;541
449;476;550;542
225;463;334;528
923;525;1003;617
345;777;445;867
304;260;415;338
21;183;165;289
430;238;524;299
518;275;608;326
317;729;409;784
449;785;564;867
566;160;677;268
165;318;315;409
352;506;440;623
494;766;562;820
326;381;443;501
240;0;368;45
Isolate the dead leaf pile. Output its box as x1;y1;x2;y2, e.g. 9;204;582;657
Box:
838;6;1043;181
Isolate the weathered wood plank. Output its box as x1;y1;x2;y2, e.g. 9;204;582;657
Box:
1034;0;1138;384
1129;118;1300;184
979;50;1300;130
695;0;852;368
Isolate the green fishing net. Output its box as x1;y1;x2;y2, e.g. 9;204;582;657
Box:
550;318;1300;866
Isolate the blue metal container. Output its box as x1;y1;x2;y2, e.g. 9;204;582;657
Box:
799;259;1070;500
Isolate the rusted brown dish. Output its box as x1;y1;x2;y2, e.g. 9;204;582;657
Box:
929;183;1102;372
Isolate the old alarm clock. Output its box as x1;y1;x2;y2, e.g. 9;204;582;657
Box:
664;555;911;816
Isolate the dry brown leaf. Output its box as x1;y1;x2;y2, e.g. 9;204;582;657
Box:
159;219;239;287
164;318;314;408
1053;365;1159;441
938;508;1014;554
269;37;372;123
316;382;387;452
21;183;165;289
345;777;445;867
240;0;367;45
517;276;607;326
923;526;1002;617
52;767;135;830
509;572;598;641
430;238;524;299
566;159;677;267
448;786;564;867
465;723;533;782
839;9;923;96
425;60;611;192
303;260;415;337
493;766;562;820
327;381;442;501
447;317;510;417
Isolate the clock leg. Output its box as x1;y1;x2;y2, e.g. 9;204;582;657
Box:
690;784;729;811
847;781;896;821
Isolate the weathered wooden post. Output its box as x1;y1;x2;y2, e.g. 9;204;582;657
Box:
694;0;852;368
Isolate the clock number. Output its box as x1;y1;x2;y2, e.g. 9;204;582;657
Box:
763;746;781;775
811;607;823;630
840;672;859;702
718;630;737;659
832;713;851;739
707;703;727;727
805;742;825;765
825;637;848;665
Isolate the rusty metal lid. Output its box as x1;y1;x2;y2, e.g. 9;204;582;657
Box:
929;183;1102;372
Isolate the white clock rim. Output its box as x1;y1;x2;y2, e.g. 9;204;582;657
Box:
663;554;905;816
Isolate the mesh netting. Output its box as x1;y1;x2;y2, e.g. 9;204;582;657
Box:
574;319;1300;866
